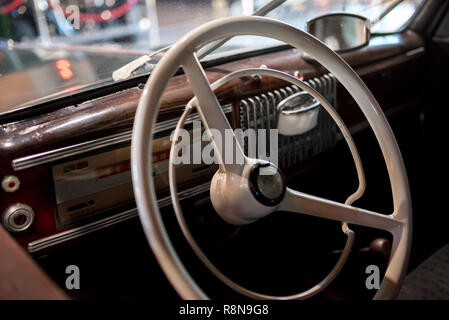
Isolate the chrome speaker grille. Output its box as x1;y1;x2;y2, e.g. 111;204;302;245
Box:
238;73;337;169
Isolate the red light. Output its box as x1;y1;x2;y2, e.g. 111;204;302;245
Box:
59;69;73;80
55;59;71;70
55;59;73;80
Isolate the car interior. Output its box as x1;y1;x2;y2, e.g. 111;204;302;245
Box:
0;0;448;301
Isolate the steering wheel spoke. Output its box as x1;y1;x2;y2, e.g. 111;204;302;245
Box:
182;54;246;175
279;187;402;233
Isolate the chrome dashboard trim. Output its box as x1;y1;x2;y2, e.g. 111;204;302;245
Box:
12;104;232;171
27;182;211;253
405;46;425;57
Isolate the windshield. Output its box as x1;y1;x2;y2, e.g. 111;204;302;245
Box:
0;0;424;115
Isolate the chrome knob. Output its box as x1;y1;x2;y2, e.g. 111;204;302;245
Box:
277;91;321;136
2;203;35;233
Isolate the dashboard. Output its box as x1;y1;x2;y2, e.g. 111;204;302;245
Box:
0;30;425;255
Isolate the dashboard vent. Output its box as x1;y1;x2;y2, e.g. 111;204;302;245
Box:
238;73;337;169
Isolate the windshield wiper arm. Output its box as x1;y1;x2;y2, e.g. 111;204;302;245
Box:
370;0;404;26
112;0;286;81
197;0;287;60
112;45;171;81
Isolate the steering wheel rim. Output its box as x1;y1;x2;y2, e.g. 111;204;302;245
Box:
131;16;412;300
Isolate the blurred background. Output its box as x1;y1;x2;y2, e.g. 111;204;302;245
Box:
0;0;424;50
0;0;424;112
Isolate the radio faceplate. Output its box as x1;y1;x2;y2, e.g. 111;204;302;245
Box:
52;133;217;228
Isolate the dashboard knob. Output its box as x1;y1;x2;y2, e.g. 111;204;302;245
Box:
2;175;20;193
2;203;35;233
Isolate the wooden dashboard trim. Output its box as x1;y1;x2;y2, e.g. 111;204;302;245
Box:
11;104;232;171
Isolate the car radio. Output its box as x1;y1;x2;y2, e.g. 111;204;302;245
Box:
52;133;217;228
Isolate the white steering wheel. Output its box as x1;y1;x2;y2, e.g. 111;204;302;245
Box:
131;16;412;300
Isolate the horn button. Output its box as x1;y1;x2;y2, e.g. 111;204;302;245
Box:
249;162;286;207
210;161;286;225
